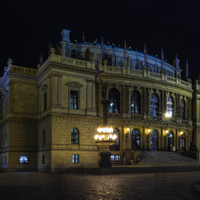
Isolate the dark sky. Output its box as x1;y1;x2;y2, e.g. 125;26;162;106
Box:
1;0;200;82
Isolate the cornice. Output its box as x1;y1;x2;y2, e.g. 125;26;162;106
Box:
7;72;37;82
98;73;193;94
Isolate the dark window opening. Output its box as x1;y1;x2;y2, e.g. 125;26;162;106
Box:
70;91;78;109
108;88;120;113
71;128;79;144
131;91;140;114
150;93;159;116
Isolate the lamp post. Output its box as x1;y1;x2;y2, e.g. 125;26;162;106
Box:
94;79;117;167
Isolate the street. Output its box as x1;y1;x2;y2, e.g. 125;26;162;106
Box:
0;171;200;199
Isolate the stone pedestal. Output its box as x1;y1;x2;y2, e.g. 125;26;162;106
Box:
99;151;112;167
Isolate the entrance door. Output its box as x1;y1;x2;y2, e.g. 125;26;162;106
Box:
167;132;173;151
151;130;158;150
180;138;185;151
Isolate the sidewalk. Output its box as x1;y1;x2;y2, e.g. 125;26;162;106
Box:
63;163;200;175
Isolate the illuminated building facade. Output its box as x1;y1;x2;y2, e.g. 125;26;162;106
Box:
0;29;199;172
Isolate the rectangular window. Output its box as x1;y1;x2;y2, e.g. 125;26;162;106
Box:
116;155;120;161
19;156;28;164
72;155;79;163
70;91;78;109
44;92;47;111
42;155;45;164
110;155;115;161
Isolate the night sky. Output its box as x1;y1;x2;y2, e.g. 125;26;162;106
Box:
1;0;200;82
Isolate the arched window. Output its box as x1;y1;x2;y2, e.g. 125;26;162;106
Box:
180;99;185;119
108;88;120;113
132;129;140;150
71;128;79;144
131;91;140;114
109;128;120;150
167;96;173;115
150;93;159;116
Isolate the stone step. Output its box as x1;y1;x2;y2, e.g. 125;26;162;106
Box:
139;151;199;165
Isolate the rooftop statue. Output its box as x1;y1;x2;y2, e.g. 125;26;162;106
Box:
55;42;62;55
85;47;90;61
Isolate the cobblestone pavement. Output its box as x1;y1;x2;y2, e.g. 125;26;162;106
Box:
0;171;200;200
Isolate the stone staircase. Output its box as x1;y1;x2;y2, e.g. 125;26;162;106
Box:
138;151;200;165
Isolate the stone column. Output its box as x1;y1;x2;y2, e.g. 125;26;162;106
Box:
161;90;164;111
127;127;131;150
92;81;96;110
57;75;62;107
121;85;125;113
86;80;91;110
38;85;41;115
51;75;57;106
176;130;180;151
176;94;180;119
122;126;126;150
143;127;146;150
184;97;187;119
8;83;14;113
161;128;164;150
148;134;151;150
143;88;147;119
146;88;149;114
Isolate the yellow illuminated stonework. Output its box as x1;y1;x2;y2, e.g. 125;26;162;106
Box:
0;29;199;172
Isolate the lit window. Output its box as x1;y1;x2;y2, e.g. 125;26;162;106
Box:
19;156;28;164
71;128;79;144
110;155;115;160
150;93;159;116
72;155;79;163
70;91;78;109
116;155;120;161
166;96;173;115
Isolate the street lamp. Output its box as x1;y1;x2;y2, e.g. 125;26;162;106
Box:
94;79;117;167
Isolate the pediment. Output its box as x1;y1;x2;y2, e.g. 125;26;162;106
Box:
67;82;83;88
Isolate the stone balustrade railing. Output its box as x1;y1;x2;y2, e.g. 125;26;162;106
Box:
9;65;38;75
40;53;192;90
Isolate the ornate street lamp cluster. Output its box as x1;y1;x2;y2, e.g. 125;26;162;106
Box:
94;79;117;167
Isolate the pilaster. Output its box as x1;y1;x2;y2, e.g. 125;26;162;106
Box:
51;75;57;106
57;75;62;107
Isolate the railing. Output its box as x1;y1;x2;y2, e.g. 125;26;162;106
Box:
9;65;38;75
167;76;176;84
39;52;192;90
149;72;161;80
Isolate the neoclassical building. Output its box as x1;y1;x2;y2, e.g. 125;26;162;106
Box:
0;29;200;172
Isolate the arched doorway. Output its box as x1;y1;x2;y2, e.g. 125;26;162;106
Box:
132;129;140;150
151;130;158;150
167;132;173;151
